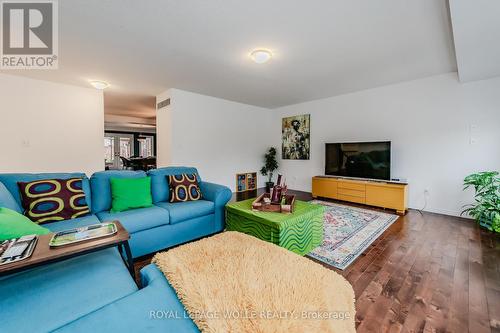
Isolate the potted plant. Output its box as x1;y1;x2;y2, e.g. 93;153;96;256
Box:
461;171;500;233
260;147;279;193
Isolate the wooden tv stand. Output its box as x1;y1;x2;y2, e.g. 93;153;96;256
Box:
312;176;408;215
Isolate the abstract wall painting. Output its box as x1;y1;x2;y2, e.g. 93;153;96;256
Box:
282;114;310;160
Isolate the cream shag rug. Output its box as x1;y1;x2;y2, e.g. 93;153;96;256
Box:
153;231;356;333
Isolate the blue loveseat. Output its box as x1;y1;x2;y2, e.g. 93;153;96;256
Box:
0;167;231;332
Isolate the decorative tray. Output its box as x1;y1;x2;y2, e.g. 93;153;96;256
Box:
251;193;296;213
49;223;117;247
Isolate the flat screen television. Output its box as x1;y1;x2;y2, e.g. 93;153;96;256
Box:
325;141;391;180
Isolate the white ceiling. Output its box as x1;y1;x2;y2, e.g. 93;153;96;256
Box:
1;0;458;109
449;0;500;82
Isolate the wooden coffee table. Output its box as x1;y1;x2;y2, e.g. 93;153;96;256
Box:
0;221;135;279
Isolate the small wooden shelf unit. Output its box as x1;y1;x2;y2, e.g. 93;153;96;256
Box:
236;172;257;193
312;176;408;215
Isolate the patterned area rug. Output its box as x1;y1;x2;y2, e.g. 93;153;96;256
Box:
308;200;399;270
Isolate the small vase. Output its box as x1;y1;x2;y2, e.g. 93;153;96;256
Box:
265;182;274;193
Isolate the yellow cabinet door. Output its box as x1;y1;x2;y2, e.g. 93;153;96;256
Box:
312;178;338;198
365;184;406;211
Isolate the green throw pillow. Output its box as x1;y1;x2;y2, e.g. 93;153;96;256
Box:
110;177;153;213
0;207;50;241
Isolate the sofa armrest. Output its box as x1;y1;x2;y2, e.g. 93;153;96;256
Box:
199;182;232;207
140;263;167;288
199;182;231;232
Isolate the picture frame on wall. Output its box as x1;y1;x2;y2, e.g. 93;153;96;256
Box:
282;114;310;160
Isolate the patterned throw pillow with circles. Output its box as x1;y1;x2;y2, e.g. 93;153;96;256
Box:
17;178;90;224
167;174;202;203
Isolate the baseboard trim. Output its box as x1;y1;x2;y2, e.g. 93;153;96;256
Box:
408;206;472;220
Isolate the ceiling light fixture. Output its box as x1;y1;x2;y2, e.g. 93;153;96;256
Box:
89;80;110;89
250;49;272;64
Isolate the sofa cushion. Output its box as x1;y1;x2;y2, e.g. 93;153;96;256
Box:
156;200;214;224
43;214;102;233
0;182;22;213
148;167;201;203
96;205;169;234
0;207;50;241
0;248;138;333
18;178;91;224
90;170;147;213
110;176;153;213
168;173;202;203
0;173;92;212
53;265;200;333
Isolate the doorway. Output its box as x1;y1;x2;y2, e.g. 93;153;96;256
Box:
104;133;135;169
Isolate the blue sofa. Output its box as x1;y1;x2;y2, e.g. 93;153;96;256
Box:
91;167;231;258
0;167;231;258
0;167;231;332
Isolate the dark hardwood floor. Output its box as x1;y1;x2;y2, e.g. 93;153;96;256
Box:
134;189;500;333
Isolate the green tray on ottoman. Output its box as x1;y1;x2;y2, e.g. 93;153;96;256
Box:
225;199;325;255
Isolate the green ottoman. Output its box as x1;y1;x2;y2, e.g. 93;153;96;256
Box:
225;199;324;255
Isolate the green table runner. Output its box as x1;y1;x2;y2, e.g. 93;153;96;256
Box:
226;199;325;255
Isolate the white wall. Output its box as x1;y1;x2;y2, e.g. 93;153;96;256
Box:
156;90;173;167
272;73;500;216
157;89;273;190
0;74;104;176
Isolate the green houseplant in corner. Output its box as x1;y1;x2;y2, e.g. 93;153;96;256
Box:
461;171;500;233
260;147;279;193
